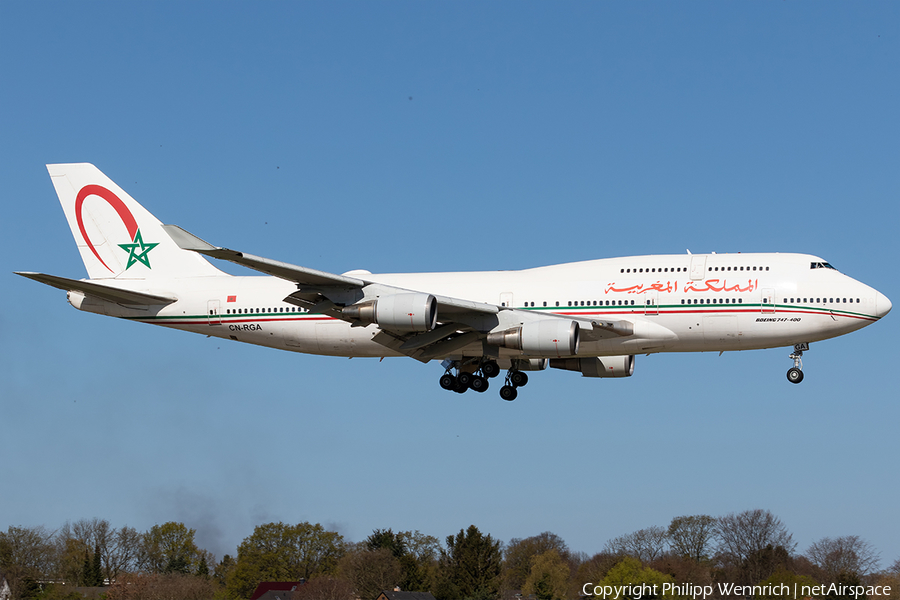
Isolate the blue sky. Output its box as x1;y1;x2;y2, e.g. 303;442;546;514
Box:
2;2;898;567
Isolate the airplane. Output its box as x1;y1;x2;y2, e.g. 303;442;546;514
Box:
17;163;891;400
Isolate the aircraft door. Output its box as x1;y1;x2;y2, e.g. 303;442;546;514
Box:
207;300;222;325
500;292;514;308
761;288;775;313
643;291;659;315
689;255;707;280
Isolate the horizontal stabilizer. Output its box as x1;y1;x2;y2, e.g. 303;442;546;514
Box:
15;272;177;305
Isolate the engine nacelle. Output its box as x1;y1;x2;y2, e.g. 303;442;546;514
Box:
549;355;635;378
341;292;437;332
497;358;548;371
487;320;580;357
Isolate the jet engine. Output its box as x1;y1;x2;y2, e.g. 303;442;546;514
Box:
487;320;580;357
341;292;437;332
549;355;635;378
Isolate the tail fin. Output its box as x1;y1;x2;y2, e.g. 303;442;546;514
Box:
47;163;224;280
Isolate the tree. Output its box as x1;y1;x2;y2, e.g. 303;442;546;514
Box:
139;522;201;574
806;536;881;579
361;529;439;592
57;537;90;585
213;554;236;588
396;530;441;591
292;577;356;600
366;529;407;559
226;522;345;600
826;571;869;600
105;572;216;600
596;557;675;600
740;545;794;589
106;526;142;582
503;532;571;592
522;550;570;600
59;518;125;583
196;553;209;578
604;526;669;563
0;525;55;600
576;552;621;589
434;525;502;600
81;544;103;586
649;554;713;591
667;516;716;562
339;546;403;600
92;543;104;585
716;510;796;584
756;568;819;600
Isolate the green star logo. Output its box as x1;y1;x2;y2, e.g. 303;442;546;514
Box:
118;228;159;270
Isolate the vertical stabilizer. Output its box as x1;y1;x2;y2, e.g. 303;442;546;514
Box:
47;163;224;280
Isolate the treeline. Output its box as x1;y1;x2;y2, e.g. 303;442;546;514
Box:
1;510;898;600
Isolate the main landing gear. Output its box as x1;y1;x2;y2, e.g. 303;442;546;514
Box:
499;369;529;401
439;359;527;399
787;343;809;384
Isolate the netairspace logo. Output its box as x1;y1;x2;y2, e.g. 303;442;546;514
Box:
581;582;893;600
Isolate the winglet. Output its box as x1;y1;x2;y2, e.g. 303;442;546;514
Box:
161;224;219;253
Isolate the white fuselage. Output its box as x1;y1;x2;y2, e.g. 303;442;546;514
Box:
69;252;890;362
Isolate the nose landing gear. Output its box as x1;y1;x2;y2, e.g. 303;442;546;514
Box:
786;343;808;384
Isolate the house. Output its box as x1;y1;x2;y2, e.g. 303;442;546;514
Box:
0;572;11;600
376;590;438;600
250;581;305;600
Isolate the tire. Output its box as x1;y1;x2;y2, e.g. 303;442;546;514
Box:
470;376;488;393
499;385;518;401
458;372;473;387
482;361;501;379
787;367;804;384
439;373;457;390
510;371;529;387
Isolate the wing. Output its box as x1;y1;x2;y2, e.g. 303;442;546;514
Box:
162;225;631;360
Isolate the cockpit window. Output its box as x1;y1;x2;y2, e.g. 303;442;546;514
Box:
810;262;837;271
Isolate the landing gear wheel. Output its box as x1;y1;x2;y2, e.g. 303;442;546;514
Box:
470;375;489;393
482;361;501;379
457;372;473;388
454;382;468;393
439;373;457;391
510;371;529;387
787;367;804;384
499;385;518;401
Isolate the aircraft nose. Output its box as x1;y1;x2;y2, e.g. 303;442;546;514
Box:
876;290;892;318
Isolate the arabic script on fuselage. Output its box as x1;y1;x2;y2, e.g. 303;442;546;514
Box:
604;279;758;295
